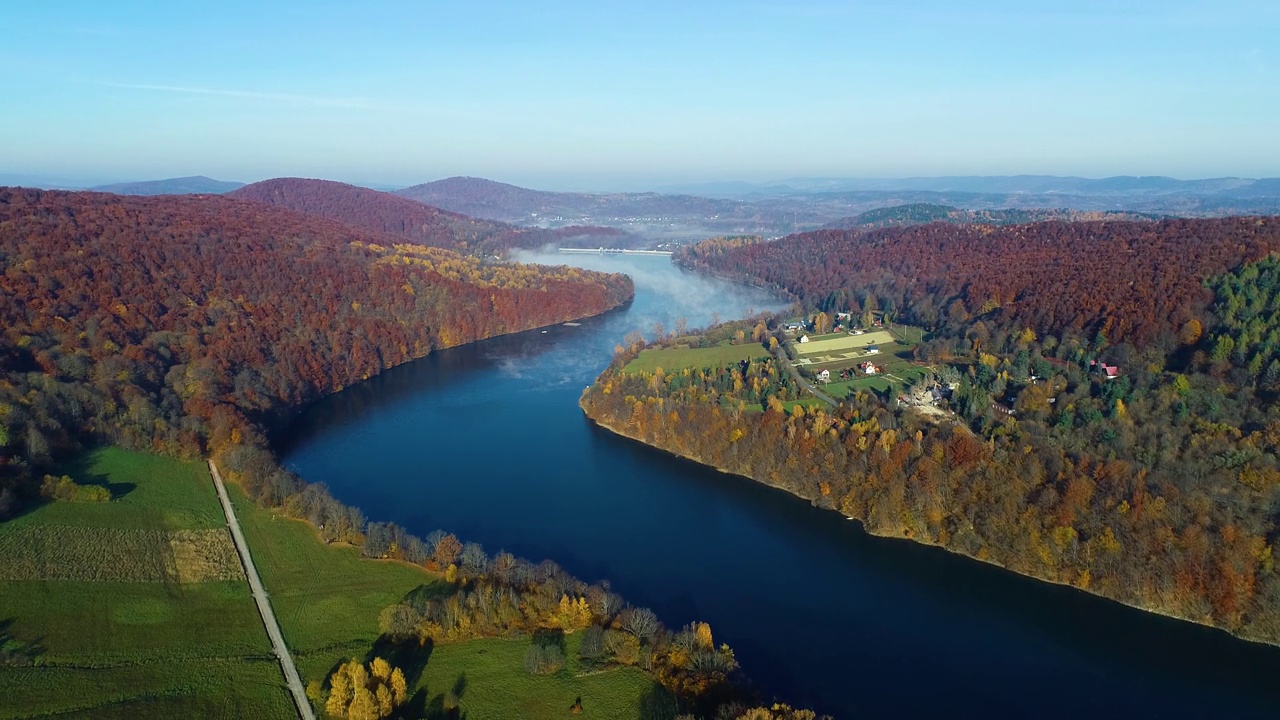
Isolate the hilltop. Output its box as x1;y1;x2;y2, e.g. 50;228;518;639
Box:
230;178;511;249
89;175;245;195
233;177;641;252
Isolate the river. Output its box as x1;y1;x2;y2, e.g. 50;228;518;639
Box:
278;254;1280;719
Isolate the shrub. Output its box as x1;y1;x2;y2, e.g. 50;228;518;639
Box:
39;475;109;503
523;643;566;675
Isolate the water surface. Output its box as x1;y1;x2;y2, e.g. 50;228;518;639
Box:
280;254;1280;718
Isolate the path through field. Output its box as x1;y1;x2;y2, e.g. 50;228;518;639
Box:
210;460;316;720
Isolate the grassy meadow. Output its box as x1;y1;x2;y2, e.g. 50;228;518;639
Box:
623;341;769;374
0;447;293;719
1;446;665;718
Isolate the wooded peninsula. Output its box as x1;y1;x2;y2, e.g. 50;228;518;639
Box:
583;217;1280;646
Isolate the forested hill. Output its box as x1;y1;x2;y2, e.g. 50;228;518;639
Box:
678;217;1280;347
232;177;639;252
0;187;632;516
230;177;508;248
823;203;1158;230
396;176;746;224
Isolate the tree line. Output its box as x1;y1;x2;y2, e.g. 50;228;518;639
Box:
677;217;1280;348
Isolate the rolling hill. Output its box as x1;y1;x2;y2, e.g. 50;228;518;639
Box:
89;175;245;195
231;178;641;252
396;176;752;224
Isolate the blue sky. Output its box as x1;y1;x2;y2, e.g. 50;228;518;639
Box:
2;1;1276;189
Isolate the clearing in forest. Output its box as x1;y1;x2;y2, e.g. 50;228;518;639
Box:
795;329;895;356
623;341;770;374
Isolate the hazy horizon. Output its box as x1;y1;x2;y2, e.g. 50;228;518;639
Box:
2;2;1277;189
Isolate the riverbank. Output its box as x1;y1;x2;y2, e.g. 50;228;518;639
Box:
578;389;1279;651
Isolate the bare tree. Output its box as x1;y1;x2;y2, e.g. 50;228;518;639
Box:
621;607;660;643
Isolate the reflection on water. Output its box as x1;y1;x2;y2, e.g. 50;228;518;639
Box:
280;256;1280;719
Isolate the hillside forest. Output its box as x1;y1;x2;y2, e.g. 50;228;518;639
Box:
584;217;1280;645
0;186;632;520
231;178;639;253
0;186;823;715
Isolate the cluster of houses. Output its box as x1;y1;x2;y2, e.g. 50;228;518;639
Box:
815;361;884;384
782;312;883;339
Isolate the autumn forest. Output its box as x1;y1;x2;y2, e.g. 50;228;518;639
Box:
584;216;1280;646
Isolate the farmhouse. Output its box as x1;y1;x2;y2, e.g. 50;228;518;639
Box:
817;369;830;383
799;335;810;343
865;345;880;355
1091;359;1122;380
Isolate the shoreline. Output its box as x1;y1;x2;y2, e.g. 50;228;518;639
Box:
579;394;1280;652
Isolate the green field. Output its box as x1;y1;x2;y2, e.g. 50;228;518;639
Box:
801;326;933;399
413;635;669;719
0;447;293;719
1;448;664;718
229;473;663;719
795;329;895;356
623;341;769;374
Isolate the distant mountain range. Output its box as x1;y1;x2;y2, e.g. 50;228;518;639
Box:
661;175;1280;199
7;172;1278;241
231;178;642;251
393;175;1280;240
89;176;245;195
396;176;752;224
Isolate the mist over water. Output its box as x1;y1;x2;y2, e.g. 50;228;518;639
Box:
513;250;784;340
279;256;1280;719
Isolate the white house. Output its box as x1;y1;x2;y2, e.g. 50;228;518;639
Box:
799;335;810;343
817;369;831;382
866;345;880;355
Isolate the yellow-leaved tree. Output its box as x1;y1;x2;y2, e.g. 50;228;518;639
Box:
324;658;408;719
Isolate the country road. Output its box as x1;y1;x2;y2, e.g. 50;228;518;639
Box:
772;346;838;407
209;460;316;720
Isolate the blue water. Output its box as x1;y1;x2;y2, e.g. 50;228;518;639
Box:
279;254;1280;719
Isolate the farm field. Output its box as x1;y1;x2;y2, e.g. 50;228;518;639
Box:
0;447;293;719
229;476;662;718
623;340;769;374
795;329;895;357
1;447;666;719
792;325;933;399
